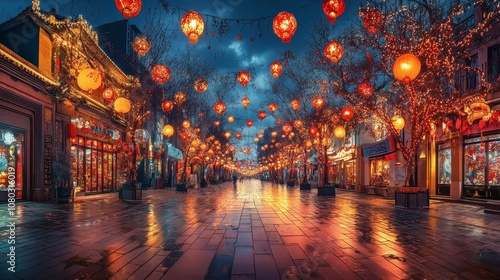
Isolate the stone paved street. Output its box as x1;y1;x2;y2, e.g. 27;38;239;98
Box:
1;179;500;279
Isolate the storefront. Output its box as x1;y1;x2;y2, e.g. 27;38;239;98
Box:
361;136;397;189
165;143;183;188
436;142;452;196
0;128;24;200
329;146;357;189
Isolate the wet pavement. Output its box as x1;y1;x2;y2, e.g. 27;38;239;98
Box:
1;179;500;280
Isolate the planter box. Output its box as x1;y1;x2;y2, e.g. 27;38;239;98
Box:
119;189;142;201
395;191;429;208
300;183;311;190
286;181;296;187
318;186;336;196
176;184;188;193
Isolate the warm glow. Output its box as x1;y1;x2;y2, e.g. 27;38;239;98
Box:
268;102;278;114
151;64;170;84
309;126;318;137
224;131;231;139
102;88;115;101
241;96;250;108
131;35;151;56
282;122;293;134
341;106;354;121
393;53;421;82
334;126;346;138
294;120;303;129
115;0;141;18
392;115;405;131
182;120;191;128
180;11;204;44
246;120;254;127
114;97;131;113
161;100;174;112
290;99;301;111
363;8;383;34
272;11;298;43
322;0;345;23
270;61;283;78
194;78;208;93
213;101;226;116
174;91;187;105
77;68;102;91
237;71;251;87
324;40;344;63
357;82;374;98
162;124;174;137
312;96;325;110
228;115;235;123
258;111;267;121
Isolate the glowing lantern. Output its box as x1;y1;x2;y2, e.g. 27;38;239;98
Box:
102;88;115;101
392;115;405;131
162;100;174;112
114;97;131;113
341;106;354;121
200;143;207;151
224;131;231;139
272;11;297;43
228;115;235;123
334;126;346;138
276;119;282;125
180;11;204;44
162;124;174;137
115;0;141;18
214;120;220;126
131;35;151;56
182;120;191;128
270;61;283;78
180;132;189;142
271;131;278;138
294;120;304;129
174;91;187;105
305;139;313;149
258;111;267;121
324;40;344;63
246;120;254;127
241;96;250;108
194;78;208;93
309;126;319;137
268;102;277;114
237;71;251;87
290;99;301;111
213;101;226;116
151;64;170;84
282;122;293;134
77;68;102;91
312;96;325;110
322;0;345;23
363;8;383;34
357;82;374;98
254;137;259;143
393;53;421;82
236;132;242;139
189;146;196;153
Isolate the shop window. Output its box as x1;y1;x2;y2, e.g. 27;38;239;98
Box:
463;137;500;199
370;158;389;187
436;144;451;196
0;130;24;200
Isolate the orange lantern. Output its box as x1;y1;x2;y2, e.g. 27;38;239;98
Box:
312;96;324;110
213;101;226;116
324;40;344;63
282;122;293;134
258;111;267;121
77;68;102;92
357;82;374;98
322;0;345;23
236;132;242;140
180;132;189;141
334;126;346;138
114;97;131;113
237;70;251;87
241;96;250;108
224;131;231;139
392;115;405;131
115;0;141;18
393;53;421;82
174;91;187;105
102;88;115;101
182;120;191;128
270;61;283;78
180;11;204;44
151;64;170;84
214;120;220;126
162;124;174;137
272;11;297;43
228;115;235;123
194;78;208;93
290;99;301;111
363;8;383;34
276;119;282;125
246;120;254;127
268;102;277;114
294;120;304;130
309;126;319;137
131;35;151;56
341;106;354;121
162;100;174;112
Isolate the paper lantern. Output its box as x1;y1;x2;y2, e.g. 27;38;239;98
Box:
214;101;226;116
254;137;259;143
174;91;187;105
246;120;254;127
237;71;251;87
214;120;220;126
162;124;174;137
114;97;131;113
258;111;267;121
67;122;77;138
241;96;250;108
270;61;283;78
334;126;346;138
282;122;293;134
271;131;278;138
180;132;189;141
236;132;242;139
180;11;204;44
290;99;301;111
182;120;191;128
309;126;319;137
305;139;313;149
393;53;421;82
322;0;345;23
77;68;102;91
276;119;282;125
102;88;115;101
151;64;170;84
194;78;208;93
161;100;174;112
341;106;353;121
228;115;235;123
272;11;297;43
268;102;277;114
115;0;141;18
131;35;151;56
312;96;325;110
294;120;304;129
224;131;231;139
392;115;405;131
357;82;374;98
324;40;344;63
363;8;383;34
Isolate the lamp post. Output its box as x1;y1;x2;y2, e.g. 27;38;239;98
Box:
162;124;174;188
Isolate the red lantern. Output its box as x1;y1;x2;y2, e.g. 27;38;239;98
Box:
258;111;267;121
131;35;151;56
324;40;344;63
282;122;293;134
363;8;383;34
102;88;116;101
214;101;226;116
241;96;250;108
237;70;251;87
309;126;318;137
194;78;208;93
312;96;324;110
341;106;354;121
357;82;374;98
174;91;187;105
268;102;277;114
276;119;282;125
236;132;242;140
162;100;174;112
290;99;301;111
272;11;297;43
151;64;170;84
180;132;189;141
322;0;345;23
115;0;142;18
246;120;254;127
67;122;77;138
270;61;283;78
180;11;204;44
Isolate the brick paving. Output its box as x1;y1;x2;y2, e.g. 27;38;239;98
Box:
1;179;500;279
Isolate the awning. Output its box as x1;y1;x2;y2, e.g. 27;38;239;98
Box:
165;143;183;160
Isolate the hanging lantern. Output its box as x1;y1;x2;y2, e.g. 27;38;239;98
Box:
272;11;297;43
241;96;250;108
194;78;208;93
151;64;170;84
276;119;282;125
324;40;344;63
322;0;345;23
304;139;313;149
237;70;251;87
162;100;174;112
393;53;421;82
268;102;277;114
102;88;115;101
246;120;254;127
271;131;278;138
224;131;231;139
236;132;242;139
180;11;204;44
77;68;102;92
392;115;405;131
312;96;325;110
334;126;346;138
258;111;267;121
258;133;264;139
254;137;259;143
357;82;374;98
214;120;221;126
341;106;354;121
290;99;301;111
228;115;235;123
309;126;319;137
131;35;151;56
114;97;131;113
363;8;383;34
270;61;283;78
115;0;142;18
294;120;304;130
174;91;187;105
134;129;150;144
282;122;293;135
213;101;226;116
180;132;189;141
162;124;174;137
182;120;191;128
